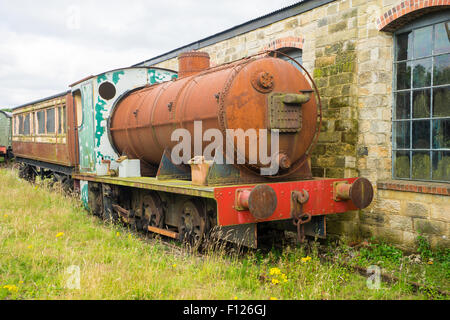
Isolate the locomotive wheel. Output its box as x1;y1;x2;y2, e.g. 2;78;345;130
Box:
19;164;36;183
142;193;164;232
53;173;73;193
179;200;206;249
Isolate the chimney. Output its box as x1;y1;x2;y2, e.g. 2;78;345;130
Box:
177;51;210;78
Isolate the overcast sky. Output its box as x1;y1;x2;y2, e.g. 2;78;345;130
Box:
0;0;301;108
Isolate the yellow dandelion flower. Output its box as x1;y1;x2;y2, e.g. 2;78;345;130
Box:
27;245;32;249
271;278;280;285
55;232;64;238
234;296;238;300
19;281;24;284
269;267;281;276
301;256;312;262
270;297;278;300
116;232;120;237
172;264;177;268
3;285;18;293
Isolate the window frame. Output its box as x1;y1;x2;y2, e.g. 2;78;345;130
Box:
270;47;303;70
392;12;450;183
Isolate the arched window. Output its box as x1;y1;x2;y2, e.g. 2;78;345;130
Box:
274;47;303;71
392;12;449;182
264;36;304;71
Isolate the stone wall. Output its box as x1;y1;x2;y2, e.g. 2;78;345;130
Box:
150;0;449;249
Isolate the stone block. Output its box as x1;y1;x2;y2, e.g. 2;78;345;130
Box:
376;226;404;244
389;215;414;232
359;210;387;226
403;202;430;219
429;235;450;249
430;204;450;223
326;167;344;178
315;56;336;68
373;198;401;214
414;218;446;235
329;21;348;33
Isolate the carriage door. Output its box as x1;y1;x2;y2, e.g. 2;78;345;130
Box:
75;82;96;173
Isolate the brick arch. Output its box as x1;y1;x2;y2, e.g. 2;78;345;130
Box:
377;0;450;32
261;36;304;52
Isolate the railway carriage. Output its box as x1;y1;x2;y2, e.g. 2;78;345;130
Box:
0;110;12;162
11;92;78;185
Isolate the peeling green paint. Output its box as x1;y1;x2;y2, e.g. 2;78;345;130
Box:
78;83;95;172
148;69;177;84
112;71;124;84
94;96;107;148
97;74;107;84
80;180;89;208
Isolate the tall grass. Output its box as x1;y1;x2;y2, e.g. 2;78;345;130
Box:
0;167;431;299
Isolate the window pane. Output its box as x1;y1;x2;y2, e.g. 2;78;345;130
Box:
396;31;413;61
19;115;23;134
434;22;450;55
394;151;410;179
58;107;62;134
413;58;431;88
433;53;450;85
432;119;450;149
394;121;410;149
280;49;303;69
432;151;450;181
412;89;430;118
412;120;430;149
396;61;411;89
414;25;433;58
24;114;30;135
395;92;410;119
46;108;55;133
37;111;45;134
433;86;450;117
63;106;66;132
412;151;431;180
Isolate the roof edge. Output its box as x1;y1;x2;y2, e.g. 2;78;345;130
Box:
12;91;70;111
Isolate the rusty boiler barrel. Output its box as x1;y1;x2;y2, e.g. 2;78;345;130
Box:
109;52;318;177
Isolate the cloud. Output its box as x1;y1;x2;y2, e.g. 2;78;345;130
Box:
0;0;301;107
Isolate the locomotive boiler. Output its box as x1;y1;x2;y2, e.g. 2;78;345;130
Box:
109;51;317;178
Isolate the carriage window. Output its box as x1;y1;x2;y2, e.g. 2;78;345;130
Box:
24;113;30;135
58;106;62;133
37;110;45;134
46;108;55;133
18;115;24;135
63;105;66;132
393;19;450;182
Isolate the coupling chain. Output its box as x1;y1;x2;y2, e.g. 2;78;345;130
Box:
291;190;311;243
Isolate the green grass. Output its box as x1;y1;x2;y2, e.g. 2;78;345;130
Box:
0;167;446;300
327;237;450;299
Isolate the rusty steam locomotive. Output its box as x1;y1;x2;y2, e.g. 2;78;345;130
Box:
11;51;373;247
